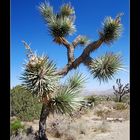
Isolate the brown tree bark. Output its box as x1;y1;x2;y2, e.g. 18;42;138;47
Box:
38;103;50;140
55;38;103;76
118;95;122;102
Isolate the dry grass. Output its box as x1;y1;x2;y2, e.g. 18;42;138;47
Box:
46;110;113;140
12;100;129;140
46;115;89;140
93;101;129;119
94;105;112;119
113;102;128;110
93;121;110;133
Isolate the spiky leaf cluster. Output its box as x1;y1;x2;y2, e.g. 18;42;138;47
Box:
99;15;123;44
49;72;86;115
60;3;75;17
39;2;76;42
39;2;54;21
67;72;86;89
89;53;123;82
21;54;60;97
78;36;90;46
48;16;76;39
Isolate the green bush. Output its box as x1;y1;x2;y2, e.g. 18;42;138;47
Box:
85;95;96;103
10;85;42;121
85;95;108;105
10;119;25;136
121;95;130;104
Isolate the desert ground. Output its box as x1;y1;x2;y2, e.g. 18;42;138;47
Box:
47;121;129;140
20;101;129;140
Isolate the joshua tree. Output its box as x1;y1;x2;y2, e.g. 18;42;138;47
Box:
113;79;130;102
21;2;124;140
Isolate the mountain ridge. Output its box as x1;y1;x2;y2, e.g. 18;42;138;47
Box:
81;89;114;96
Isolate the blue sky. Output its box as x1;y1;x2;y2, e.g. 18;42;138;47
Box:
11;0;130;91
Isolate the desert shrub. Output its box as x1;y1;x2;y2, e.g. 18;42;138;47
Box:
10;133;36;140
47;116;88;140
111;94;130;104
10;85;42;121
94;121;110;133
95;110;104;117
90;95;110;105
63;134;76;140
106;110;129;119
80;95;96;110
113;102;128;110
94;107;111;118
111;95;118;102
85;95;96;103
10;119;25;136
121;95;130;104
95;110;109;118
49;127;62;138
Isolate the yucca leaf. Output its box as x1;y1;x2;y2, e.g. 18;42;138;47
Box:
21;54;60;97
99;14;123;45
49;72;86;115
67;72;86;90
48;16;76;38
59;3;75;17
39;1;54;23
50;86;84;115
78;36;90;46
89;53;123;82
39;2;76;40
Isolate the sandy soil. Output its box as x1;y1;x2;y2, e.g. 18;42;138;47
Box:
24;117;129;140
23;102;129;140
46;121;129;140
92;121;129;140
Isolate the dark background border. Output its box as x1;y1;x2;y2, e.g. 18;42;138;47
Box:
130;0;140;139
0;0;10;138
0;0;140;139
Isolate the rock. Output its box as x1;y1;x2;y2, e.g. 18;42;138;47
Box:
106;117;114;122
118;118;125;122
106;117;125;122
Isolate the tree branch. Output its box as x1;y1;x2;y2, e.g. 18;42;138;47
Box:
55;38;103;76
59;37;75;65
72;35;82;47
59;37;71;49
121;83;129;96
113;86;119;94
72;35;89;48
72;39;103;68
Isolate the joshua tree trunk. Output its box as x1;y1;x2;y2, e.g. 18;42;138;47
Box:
38;103;50;140
118;95;122;102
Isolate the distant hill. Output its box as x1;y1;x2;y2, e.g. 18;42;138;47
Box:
80;89;114;96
